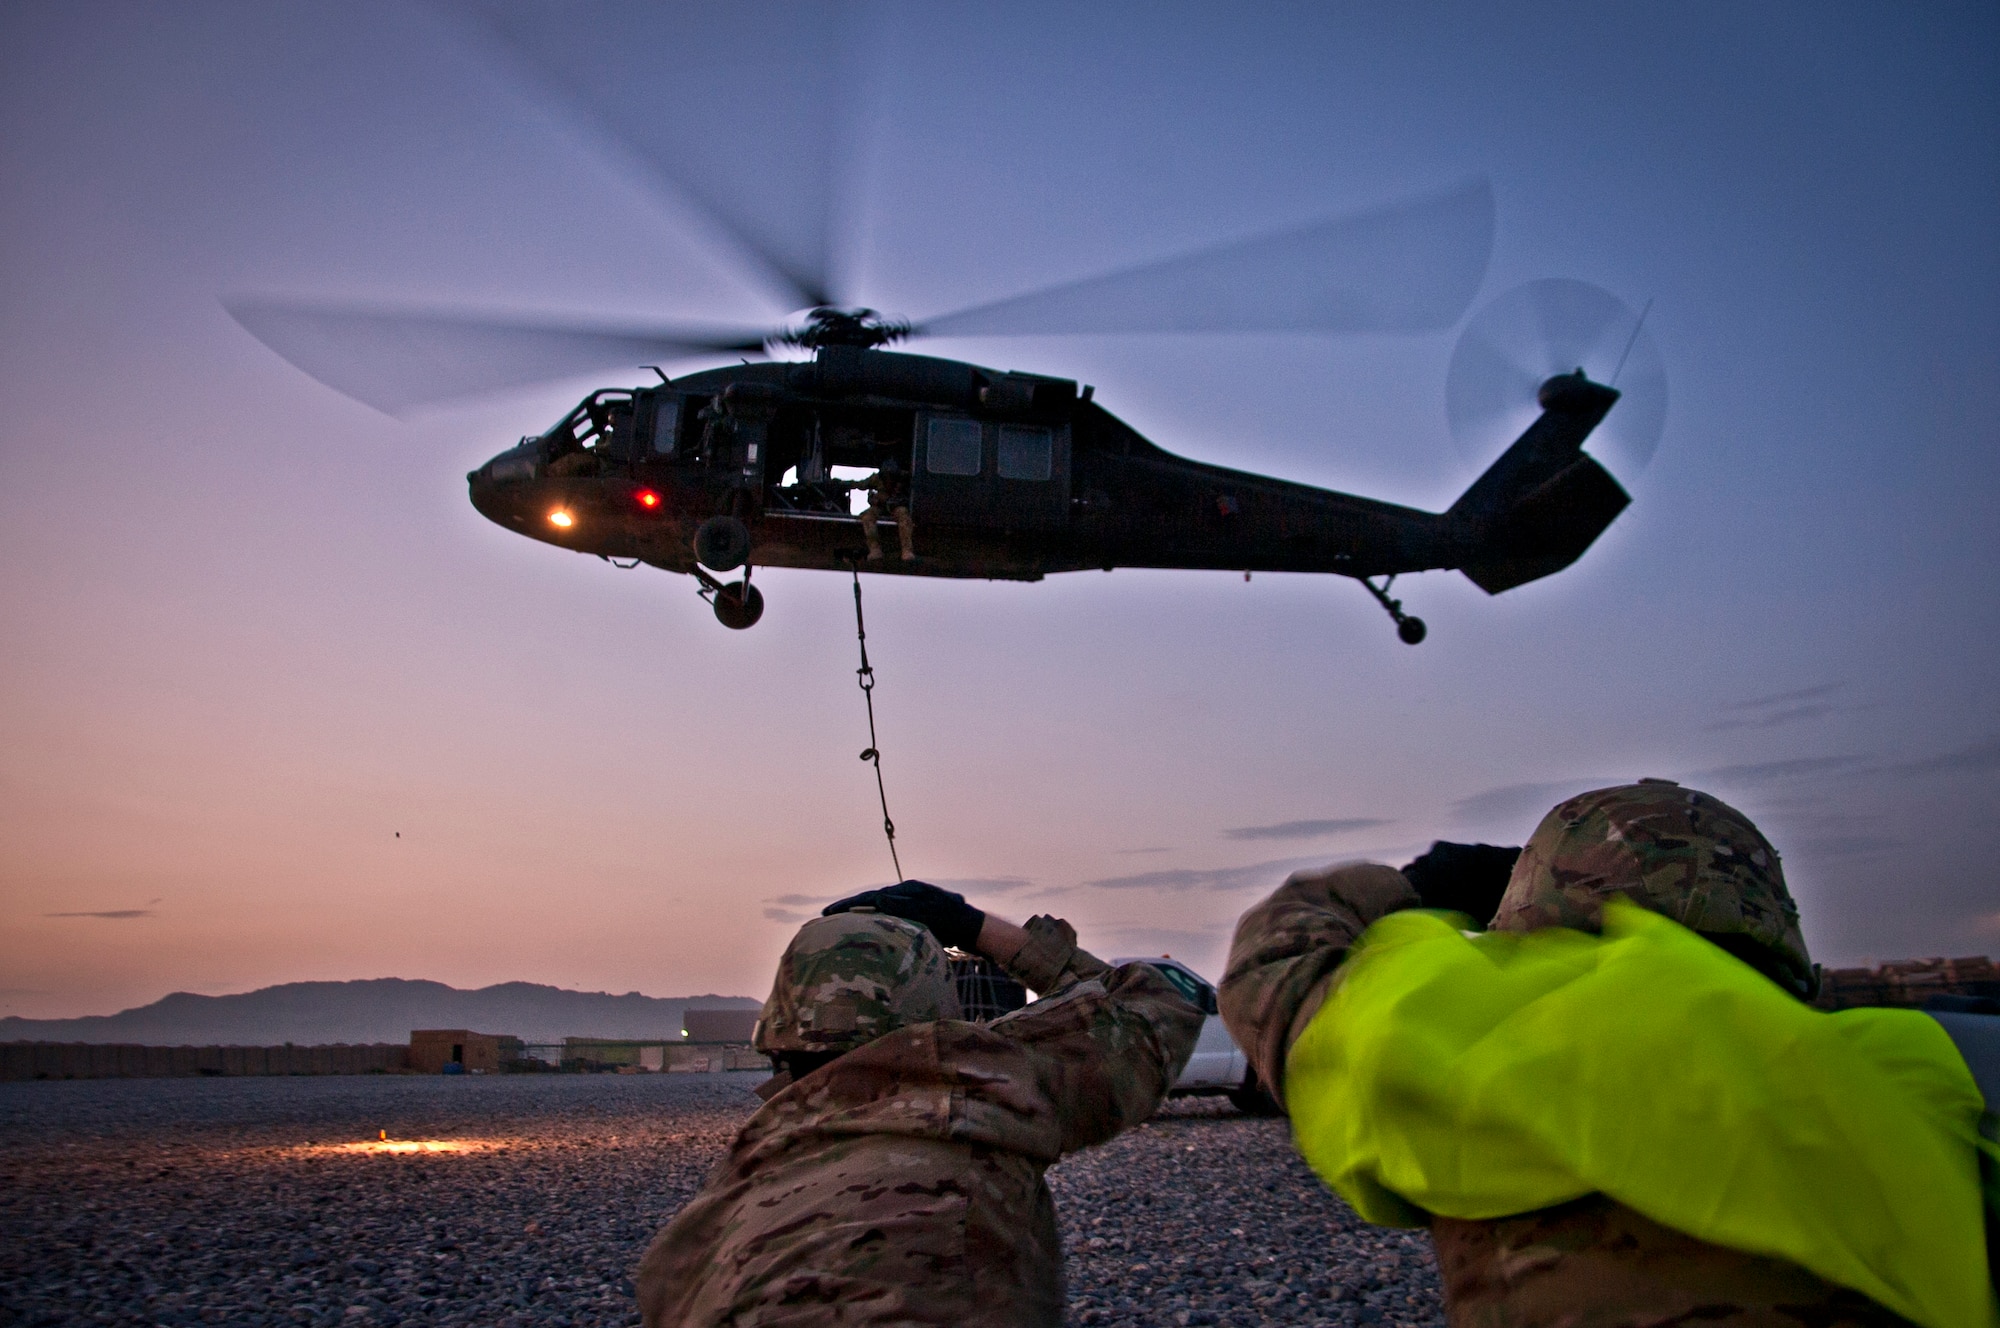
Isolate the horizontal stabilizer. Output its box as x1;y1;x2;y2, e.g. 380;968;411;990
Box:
1461;456;1629;593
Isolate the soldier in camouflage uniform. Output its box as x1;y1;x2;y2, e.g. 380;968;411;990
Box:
858;459;914;562
1221;779;1933;1327
636;882;1202;1327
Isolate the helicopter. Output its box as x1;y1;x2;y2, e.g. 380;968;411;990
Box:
224;7;1648;640
450;308;1627;638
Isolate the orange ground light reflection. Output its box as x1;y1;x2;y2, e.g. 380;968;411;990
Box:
301;1133;507;1156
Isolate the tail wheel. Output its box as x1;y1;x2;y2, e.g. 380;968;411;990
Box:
693;515;751;571
714;581;764;630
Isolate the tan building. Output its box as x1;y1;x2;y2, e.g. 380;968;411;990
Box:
408;1029;522;1073
682;1007;759;1043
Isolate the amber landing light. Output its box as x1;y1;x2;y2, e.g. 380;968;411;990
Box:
548;510;574;528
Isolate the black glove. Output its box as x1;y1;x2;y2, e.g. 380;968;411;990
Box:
821;880;987;950
1400;842;1521;927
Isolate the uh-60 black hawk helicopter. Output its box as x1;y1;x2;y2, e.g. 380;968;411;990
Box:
228;9;1658;641
459;297;1629;638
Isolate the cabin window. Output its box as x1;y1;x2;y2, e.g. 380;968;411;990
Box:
997;425;1053;481
652;398;681;455
925;418;983;476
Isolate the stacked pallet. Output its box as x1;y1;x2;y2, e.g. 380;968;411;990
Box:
1814;955;1999;1010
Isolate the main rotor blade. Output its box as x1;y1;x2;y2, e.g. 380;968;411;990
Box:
459;0;857;311
914;179;1494;340
225;300;770;415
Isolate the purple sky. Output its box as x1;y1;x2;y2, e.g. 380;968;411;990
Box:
3;1;1996;1019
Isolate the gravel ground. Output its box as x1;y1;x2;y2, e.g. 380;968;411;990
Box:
1;1075;1444;1327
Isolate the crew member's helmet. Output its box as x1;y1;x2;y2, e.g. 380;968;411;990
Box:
1491;779;1817;999
753;909;961;1055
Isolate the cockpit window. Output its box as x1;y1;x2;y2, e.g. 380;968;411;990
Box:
543;390;635;452
538;389;636;476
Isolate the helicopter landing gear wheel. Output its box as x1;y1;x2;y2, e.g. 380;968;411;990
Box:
1364;575;1427;645
713;581;764;629
693;515;750;571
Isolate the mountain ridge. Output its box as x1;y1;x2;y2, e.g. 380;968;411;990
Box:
0;977;760;1046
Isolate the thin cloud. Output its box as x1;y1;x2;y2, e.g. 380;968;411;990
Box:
760;878;1032;924
1792;833;1902;858
1114;847;1172;855
1450;760;1865;827
1095;926;1230;970
1707;702;1838;733
1016;884;1079;901
1451;780;1617;828
933;877;1033;895
1222;817;1392;842
1686;754;1865;785
1723;682;1844;711
1890;735;2000;776
1084;856;1325;893
1450;763;1875;833
46;909;155;919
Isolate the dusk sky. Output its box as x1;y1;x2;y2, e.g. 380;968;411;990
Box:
3;2;1996;1021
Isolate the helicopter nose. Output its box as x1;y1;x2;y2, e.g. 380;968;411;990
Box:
477;440;540;484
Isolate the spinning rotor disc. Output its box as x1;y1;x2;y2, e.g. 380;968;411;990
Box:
1446;278;1667;486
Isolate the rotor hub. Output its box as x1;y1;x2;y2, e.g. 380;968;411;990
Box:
787;307;911;350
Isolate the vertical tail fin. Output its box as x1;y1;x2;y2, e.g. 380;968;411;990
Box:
1451;373;1631;594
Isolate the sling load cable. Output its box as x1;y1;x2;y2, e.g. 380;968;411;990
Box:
849;566;904;880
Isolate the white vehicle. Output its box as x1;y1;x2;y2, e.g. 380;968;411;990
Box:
1116;957;1281;1115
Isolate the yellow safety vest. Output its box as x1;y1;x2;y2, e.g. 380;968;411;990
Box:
1286;900;1997;1328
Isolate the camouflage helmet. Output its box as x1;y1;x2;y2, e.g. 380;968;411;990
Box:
753;909;961;1055
1491;780;1816;998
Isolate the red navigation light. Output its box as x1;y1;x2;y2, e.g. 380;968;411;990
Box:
635;489;661;509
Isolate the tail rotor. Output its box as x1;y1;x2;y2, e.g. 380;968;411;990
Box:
1447;278;1667;487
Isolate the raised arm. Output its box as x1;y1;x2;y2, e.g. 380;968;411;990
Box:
824;881;1201;1153
983;912;1200;1153
1218;862;1418;1109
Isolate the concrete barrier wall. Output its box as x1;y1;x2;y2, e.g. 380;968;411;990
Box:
548;1040;763;1073
1;1042;410;1081
662;1045;766;1073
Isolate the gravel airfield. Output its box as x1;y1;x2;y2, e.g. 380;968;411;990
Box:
1;1074;1445;1327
